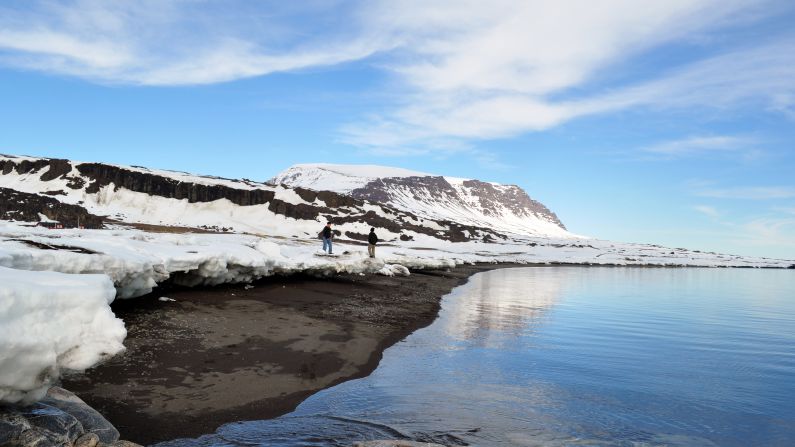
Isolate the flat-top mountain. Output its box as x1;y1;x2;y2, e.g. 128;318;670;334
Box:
272;163;570;238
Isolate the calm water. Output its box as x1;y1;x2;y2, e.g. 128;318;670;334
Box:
159;267;795;446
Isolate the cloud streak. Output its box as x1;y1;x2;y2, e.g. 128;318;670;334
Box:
642;136;748;155
696;186;795;200
343;0;795;152
1;0;794;154
0;0;390;85
739;217;795;250
636;135;763;161
693;205;721;218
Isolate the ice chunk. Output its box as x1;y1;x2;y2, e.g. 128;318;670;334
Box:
0;266;126;404
377;264;411;277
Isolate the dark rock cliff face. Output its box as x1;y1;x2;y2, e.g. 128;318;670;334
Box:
77;163;277;206
0;157;50;175
351;176;459;205
461;179;565;228
0;157;85;188
0;188;104;228
0;157;368;211
39;159;73;181
292;187;361;208
350;175;566;229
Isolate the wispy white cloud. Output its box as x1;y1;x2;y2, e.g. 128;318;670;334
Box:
682;203;795;257
769;93;795;120
642;136;746;156
343;1;795;152
693;205;721;218
577;38;795;114
695;186;795;200
738;217;795;250
0;0;390;85
637;135;761;161
1;0;794;155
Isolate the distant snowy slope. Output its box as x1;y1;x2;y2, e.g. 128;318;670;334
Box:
272;164;572;238
272;163;432;193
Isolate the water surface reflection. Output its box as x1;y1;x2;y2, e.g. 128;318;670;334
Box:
441;267;563;346
158;267;795;447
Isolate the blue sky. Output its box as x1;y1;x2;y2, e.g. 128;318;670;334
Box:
0;0;794;259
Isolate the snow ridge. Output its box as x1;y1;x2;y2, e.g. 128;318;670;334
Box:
271;163;432;193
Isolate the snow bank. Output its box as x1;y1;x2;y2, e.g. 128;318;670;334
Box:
0;266;125;404
0;221;790;304
378;264;411;277
0;223;412;299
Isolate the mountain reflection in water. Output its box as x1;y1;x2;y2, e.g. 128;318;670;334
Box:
158;267;795;447
441;266;561;345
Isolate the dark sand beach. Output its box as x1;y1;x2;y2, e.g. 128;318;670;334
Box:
62;264;505;445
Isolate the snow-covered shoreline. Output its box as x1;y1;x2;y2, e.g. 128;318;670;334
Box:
2;221;789;295
1;219;792;405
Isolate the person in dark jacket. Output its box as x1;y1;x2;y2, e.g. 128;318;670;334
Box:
367;227;378;258
321;222;333;254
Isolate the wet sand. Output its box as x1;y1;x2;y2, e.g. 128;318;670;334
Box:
62;264;507;445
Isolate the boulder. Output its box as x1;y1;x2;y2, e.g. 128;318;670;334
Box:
0;413;30;444
14;427;61;447
18;403;83;446
0;405;81;446
41;387;120;444
0;387;123;447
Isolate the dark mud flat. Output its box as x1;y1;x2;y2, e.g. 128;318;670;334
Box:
62;264;506;445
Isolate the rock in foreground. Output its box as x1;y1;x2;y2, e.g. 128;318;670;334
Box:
0;387;140;447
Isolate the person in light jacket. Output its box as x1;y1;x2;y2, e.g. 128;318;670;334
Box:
367;227;378;258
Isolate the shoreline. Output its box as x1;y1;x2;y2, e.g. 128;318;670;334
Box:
61;264;511;445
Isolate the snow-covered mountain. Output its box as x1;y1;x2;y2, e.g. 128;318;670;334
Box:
272;164;571;238
0;154;522;243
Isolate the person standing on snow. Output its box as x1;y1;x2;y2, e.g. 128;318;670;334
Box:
368;227;378;258
321;222;334;254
